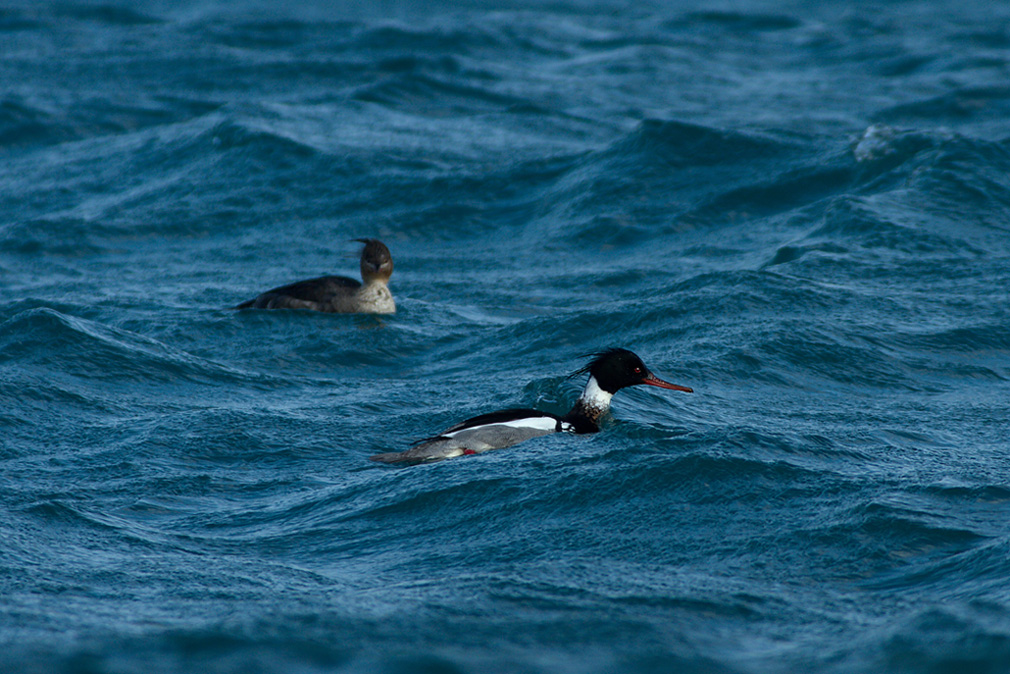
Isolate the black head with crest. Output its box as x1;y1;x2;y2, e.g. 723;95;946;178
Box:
570;348;693;395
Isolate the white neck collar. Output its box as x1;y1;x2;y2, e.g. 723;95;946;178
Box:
578;375;613;411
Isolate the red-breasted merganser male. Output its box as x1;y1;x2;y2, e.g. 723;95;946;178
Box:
370;348;693;464
233;238;395;313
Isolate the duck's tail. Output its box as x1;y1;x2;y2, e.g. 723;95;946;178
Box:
369;437;466;465
369;451;419;464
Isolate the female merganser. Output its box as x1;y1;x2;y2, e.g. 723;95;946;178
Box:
233;238;395;313
370;348;693;464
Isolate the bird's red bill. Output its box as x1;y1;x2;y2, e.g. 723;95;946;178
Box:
643;373;693;392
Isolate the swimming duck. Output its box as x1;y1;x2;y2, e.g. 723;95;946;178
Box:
234;238;395;313
370;348;692;464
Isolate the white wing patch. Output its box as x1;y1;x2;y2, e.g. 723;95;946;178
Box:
442;415;559;438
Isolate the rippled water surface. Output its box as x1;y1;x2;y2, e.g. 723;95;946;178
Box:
3;1;1010;672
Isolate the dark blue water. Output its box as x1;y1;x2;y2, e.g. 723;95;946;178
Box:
3;1;1010;672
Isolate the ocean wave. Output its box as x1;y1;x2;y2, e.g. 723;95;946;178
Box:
0;216;116;256
531;118;806;238
54;4;160;26
351;21;507;54
352;72;533;114
765;197;984;266
0;93;220;152
0;7;43;32
873;602;1010;672
0;307;284;390
875;85;1010;127
200;17;348;49
676;10;803;33
203;117;320;158
609;119;795;167
893;323;1010;358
